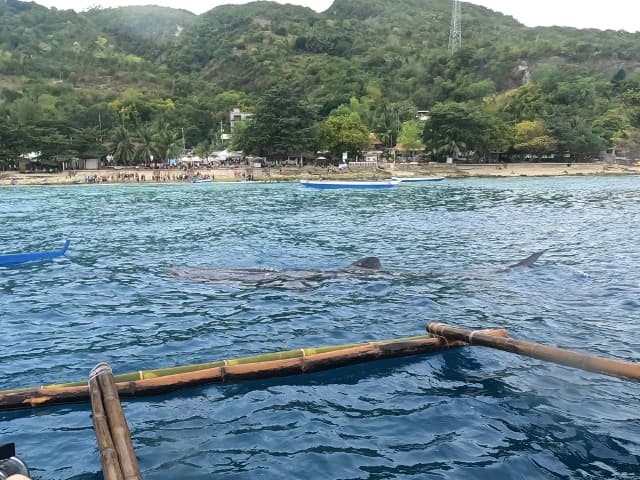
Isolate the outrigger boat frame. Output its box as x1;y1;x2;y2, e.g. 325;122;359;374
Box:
4;322;640;479
1;323;639;411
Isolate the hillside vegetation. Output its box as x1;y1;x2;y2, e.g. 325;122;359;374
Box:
1;0;640;168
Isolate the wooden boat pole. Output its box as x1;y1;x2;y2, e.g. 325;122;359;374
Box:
90;363;142;480
428;322;640;382
89;365;124;480
0;334;480;410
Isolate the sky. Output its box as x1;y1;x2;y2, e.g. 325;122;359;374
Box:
35;0;640;33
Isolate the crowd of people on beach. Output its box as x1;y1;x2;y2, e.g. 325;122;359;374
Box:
82;171;200;183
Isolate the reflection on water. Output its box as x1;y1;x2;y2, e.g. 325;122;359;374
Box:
0;177;639;479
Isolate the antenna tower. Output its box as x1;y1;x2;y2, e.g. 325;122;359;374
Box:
448;0;461;55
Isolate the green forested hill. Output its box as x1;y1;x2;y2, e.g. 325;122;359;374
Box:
84;6;197;60
1;0;640;167
164;0;640;105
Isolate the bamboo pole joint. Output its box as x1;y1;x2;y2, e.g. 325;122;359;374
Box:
427;322;640;382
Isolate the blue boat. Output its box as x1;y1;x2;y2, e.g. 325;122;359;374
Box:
192;177;212;183
300;179;399;190
0;240;70;267
392;176;445;184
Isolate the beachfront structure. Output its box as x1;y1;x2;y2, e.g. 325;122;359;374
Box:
358;133;385;165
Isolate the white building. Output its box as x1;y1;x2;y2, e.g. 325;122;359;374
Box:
230;108;254;133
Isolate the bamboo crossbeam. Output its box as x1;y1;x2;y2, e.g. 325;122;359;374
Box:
428;322;640;382
0;334;479;411
89;363;141;480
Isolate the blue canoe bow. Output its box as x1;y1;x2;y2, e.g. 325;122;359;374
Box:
0;240;71;266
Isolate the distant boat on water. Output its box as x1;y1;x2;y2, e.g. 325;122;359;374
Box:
0;240;70;267
392;176;445;184
192;177;212;183
300;179;399;190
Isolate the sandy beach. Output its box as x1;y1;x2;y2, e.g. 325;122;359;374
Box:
1;162;638;186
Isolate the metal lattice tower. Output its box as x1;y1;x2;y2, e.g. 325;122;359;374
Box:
448;0;462;55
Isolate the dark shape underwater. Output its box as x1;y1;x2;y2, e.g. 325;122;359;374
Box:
170;251;546;288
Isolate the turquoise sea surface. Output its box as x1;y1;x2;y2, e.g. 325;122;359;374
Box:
0;177;639;479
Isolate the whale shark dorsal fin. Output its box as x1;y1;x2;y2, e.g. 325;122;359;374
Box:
508;250;547;269
348;256;382;270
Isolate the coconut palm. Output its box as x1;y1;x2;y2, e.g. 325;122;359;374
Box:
193;141;210;160
438;139;466;159
134;124;157;166
154;123;183;163
110;126;135;165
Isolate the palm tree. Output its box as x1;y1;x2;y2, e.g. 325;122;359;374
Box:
154;123;182;163
193;141;210;160
110;126;134;165
134;124;157;166
437;139;466;160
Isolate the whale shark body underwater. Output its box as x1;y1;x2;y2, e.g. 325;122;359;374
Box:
170;251;547;288
171;256;385;287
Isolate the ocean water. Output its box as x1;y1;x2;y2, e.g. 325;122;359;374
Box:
0;177;639;479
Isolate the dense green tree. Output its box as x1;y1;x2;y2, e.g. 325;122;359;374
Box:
239;83;316;158
482;115;514;158
548;116;604;160
397;119;425;159
319;113;371;161
0;118;31;169
230;120;249;152
423;102;489;159
498;84;547;123
593;110;632;146
72;126;107;159
513;121;557;157
332;96;376;128
616;129;640;159
10;97;42;125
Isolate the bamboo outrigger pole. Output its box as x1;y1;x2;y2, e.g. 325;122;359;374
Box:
428;322;640;382
89;369;124;480
2;333;508;411
89;363;141;480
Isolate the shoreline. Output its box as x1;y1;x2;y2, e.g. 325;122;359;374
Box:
1;162;638;186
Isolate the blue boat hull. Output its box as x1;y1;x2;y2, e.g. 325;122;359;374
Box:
0;240;70;266
301;180;397;190
393;177;444;184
